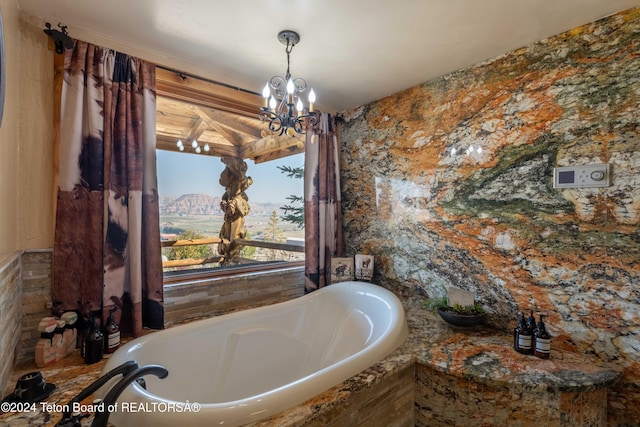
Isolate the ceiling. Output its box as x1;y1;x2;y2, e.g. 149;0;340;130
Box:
18;1;640;162
19;0;640;114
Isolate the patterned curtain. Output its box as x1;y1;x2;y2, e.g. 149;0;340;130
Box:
303;112;344;292
53;40;163;335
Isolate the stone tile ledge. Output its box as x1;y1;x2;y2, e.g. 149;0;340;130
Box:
402;302;622;393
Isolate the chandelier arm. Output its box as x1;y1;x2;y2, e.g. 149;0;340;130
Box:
269;76;287;98
292;78;307;93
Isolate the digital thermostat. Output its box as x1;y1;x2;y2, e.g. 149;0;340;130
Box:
553;163;610;188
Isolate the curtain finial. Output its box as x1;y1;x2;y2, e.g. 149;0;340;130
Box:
43;22;73;54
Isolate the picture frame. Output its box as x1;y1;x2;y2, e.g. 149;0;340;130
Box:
355;254;374;281
330;257;354;284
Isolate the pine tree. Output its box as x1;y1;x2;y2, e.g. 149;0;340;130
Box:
267;210;285;241
278;165;304;229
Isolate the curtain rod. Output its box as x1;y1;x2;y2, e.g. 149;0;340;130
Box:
157;65;261;97
40;24;260;98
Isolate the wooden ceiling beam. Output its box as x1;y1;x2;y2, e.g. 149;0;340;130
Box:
241;134;304;161
156;67;261;118
253;145;305;164
190;106;244;147
194;106;263;139
186;117;209;142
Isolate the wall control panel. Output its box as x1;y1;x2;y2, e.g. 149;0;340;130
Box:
553;163;610;188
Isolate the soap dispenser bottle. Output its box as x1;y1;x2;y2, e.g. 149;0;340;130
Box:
514;312;533;354
83;313;104;364
534;315;552;359
104;307;121;354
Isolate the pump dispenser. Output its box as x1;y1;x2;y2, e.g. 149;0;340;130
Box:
527;311;537;334
534;315;552;359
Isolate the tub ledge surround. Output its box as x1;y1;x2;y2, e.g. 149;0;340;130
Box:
1;299;622;427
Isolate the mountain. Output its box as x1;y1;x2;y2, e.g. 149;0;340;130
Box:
159;193;284;216
160;193;221;215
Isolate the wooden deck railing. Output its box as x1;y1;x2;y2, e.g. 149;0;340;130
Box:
161;237;304;269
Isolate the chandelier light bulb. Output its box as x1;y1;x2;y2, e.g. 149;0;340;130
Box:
204;144;210;152
308;89;316;113
286;79;294;104
296;98;304;115
176;139;183;148
195;146;201;154
178;145;184;151
262;84;270;108
191;140;198;149
269;96;277;110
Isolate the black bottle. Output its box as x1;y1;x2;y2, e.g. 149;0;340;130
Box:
84;313;104;364
534;315;552;359
104;307;121;354
514;312;533;354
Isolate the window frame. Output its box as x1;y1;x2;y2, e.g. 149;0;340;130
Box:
155;66;305;282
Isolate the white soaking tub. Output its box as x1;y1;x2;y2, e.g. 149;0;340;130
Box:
98;281;408;426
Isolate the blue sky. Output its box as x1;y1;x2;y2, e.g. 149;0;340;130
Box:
156;151;304;204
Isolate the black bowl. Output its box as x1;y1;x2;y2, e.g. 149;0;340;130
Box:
437;308;484;327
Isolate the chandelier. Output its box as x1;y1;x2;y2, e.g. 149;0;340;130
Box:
259;30;317;136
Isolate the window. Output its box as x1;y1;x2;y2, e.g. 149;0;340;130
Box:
154;68;305;279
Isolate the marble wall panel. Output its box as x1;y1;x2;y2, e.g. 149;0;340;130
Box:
340;7;640;425
415;364;608;427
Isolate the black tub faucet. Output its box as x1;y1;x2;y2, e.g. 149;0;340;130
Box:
91;365;169;427
55;360;139;427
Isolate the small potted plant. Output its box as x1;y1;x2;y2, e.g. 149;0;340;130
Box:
424;288;485;327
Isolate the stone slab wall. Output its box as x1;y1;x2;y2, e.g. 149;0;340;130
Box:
340;7;640;425
18;250;53;365
164;266;305;326
0;253;22;395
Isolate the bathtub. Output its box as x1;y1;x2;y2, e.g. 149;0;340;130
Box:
98;281;408;426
